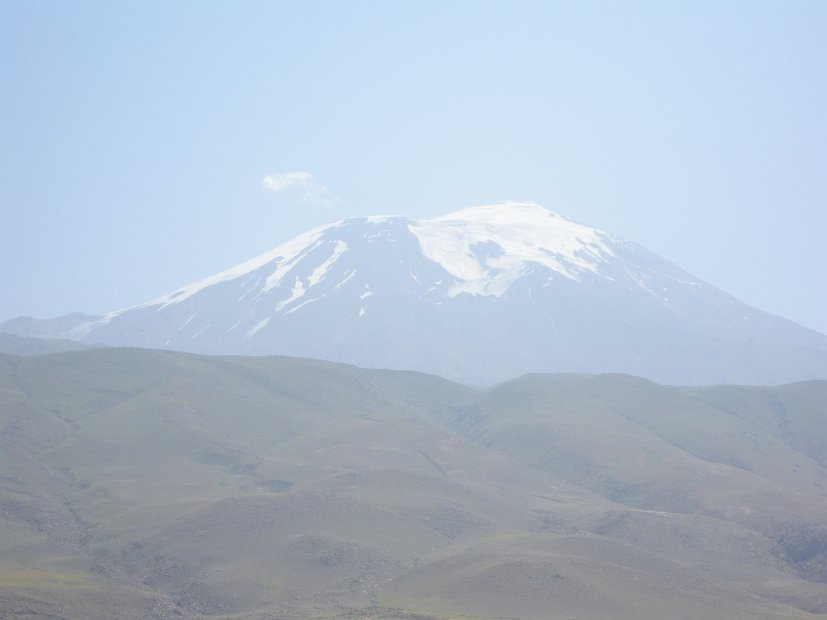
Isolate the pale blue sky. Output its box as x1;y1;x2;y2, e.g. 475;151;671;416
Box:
2;1;826;333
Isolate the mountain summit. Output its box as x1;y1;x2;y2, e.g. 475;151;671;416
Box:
7;202;827;385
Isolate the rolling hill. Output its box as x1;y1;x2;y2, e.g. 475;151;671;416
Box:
1;347;825;618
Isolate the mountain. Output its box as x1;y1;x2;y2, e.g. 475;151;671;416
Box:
0;312;101;340
0;332;93;356
4;202;826;385
1;347;826;619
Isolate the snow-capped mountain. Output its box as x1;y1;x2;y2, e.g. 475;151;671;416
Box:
7;202;827;385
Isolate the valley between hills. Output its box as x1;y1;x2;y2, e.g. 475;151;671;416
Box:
1;345;826;619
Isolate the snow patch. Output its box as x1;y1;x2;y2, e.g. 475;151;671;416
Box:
333;269;357;290
262;240;321;294
306;241;348;287
285;297;320;315
265;241;348;313
180;313;197;330
245;317;270;339
191;325;210;340
276;277;307;312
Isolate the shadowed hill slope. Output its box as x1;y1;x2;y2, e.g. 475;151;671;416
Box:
1;349;825;618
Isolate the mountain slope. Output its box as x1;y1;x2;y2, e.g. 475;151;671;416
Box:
4;202;826;385
0;313;100;340
1;348;826;618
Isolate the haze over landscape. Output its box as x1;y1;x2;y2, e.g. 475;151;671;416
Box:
2;2;827;619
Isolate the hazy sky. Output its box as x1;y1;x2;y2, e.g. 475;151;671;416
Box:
2;1;826;333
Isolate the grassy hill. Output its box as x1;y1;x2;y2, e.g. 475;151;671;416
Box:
1;349;825;618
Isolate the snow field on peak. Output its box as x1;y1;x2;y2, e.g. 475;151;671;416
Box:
409;201;615;297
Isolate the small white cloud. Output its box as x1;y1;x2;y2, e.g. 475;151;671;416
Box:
261;171;313;193
261;171;341;207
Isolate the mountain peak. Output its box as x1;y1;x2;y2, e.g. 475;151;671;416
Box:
434;201;562;226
